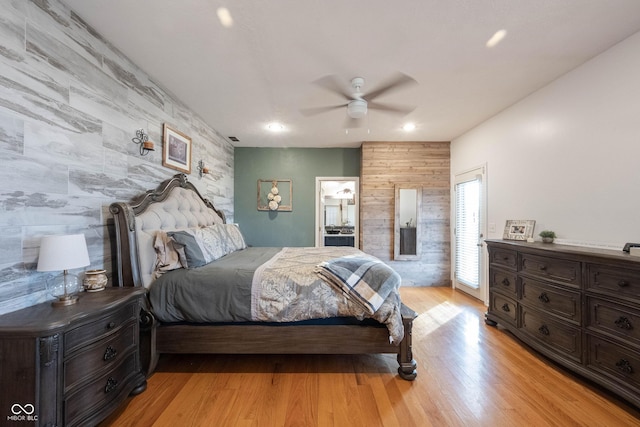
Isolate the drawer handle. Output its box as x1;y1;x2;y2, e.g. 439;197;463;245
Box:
502;256;510;261
538;325;550;336
501;303;510;313
107;321;116;330
538;293;550;303
103;345;118;361
615;359;634;375
618;280;630;288
105;377;118;394
501;278;510;286
539;265;547;271
614;316;633;330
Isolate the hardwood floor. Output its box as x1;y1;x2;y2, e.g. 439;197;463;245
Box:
100;287;640;426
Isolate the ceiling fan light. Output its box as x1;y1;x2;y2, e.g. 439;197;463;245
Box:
347;100;367;119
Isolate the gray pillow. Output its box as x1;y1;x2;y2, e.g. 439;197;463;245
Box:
167;229;208;268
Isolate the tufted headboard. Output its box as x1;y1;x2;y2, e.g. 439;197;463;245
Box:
110;174;225;288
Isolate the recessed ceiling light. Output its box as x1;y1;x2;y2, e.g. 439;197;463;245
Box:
267;122;285;132
402;123;416;131
486;29;507;48
217;8;233;28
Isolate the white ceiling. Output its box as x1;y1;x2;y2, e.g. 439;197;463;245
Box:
63;0;640;148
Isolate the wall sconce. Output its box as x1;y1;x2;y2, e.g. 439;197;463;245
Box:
132;129;155;156
197;160;209;178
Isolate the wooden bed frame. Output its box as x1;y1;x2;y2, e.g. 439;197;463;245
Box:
109;173;417;380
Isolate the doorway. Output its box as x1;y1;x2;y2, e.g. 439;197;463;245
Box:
453;165;486;301
315;177;359;248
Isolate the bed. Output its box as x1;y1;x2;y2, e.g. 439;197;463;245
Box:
109;173;417;380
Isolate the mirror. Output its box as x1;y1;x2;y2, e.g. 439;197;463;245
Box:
394;185;422;260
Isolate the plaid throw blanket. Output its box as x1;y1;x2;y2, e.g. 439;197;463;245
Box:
315;255;401;315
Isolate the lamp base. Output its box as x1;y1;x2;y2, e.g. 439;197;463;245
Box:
52;294;79;307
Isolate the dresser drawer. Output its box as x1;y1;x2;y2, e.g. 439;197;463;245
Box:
587;297;640;347
587;334;640;393
64;320;137;392
65;352;138;427
521;278;581;324
489;247;517;270
521;307;582;362
586;263;640;304
65;302;137;354
520;253;581;288
489;268;517;298
489;292;518;326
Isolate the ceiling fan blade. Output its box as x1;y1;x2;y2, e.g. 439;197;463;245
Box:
365;72;418;102
299;104;345;117
312;75;352;100
343;116;363;129
367;101;416;116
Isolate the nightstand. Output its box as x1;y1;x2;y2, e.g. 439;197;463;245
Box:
0;287;147;427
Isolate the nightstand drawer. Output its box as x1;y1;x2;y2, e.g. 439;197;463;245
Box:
521;278;580;324
65;352;138;427
520;253;581;288
64;320;137;392
586;263;640;304
521;307;582;362
65;301;137;354
588;297;640;346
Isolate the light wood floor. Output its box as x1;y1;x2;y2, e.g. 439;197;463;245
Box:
101;287;640;426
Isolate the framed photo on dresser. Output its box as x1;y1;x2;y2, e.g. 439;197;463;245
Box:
503;219;536;240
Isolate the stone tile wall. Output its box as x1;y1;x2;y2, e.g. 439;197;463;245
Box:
0;0;234;314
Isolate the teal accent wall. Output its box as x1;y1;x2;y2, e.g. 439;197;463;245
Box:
234;148;361;247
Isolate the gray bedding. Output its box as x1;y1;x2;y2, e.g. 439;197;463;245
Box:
148;246;404;343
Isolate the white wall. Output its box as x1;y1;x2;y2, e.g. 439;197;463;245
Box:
451;30;640;249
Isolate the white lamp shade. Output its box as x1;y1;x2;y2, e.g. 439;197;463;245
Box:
37;234;90;272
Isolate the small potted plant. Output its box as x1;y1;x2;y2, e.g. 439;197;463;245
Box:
539;230;556;243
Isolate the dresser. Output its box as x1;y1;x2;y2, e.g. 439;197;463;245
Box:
486;239;640;408
0;287;147;426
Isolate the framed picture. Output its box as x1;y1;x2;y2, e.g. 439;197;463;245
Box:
162;124;192;174
257;179;292;211
503;220;536;241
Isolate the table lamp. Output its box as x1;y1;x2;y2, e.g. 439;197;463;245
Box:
37;234;90;306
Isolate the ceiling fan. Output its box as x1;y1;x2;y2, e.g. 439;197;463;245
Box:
301;73;418;128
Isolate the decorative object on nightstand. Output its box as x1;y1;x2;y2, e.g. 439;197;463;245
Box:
539;230;556;243
83;269;108;292
37;234;90;306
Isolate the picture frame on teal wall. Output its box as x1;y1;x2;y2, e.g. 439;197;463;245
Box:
162;124;192;174
257;179;292;211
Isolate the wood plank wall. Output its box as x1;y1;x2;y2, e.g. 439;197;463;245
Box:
360;141;451;286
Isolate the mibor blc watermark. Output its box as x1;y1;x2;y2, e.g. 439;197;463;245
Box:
7;403;38;422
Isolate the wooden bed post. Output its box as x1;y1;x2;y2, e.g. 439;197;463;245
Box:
398;303;418;380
